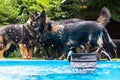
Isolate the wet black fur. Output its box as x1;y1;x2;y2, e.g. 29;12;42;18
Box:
43;19;116;59
41;18;82;59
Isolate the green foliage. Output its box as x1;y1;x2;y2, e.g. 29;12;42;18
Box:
0;0;19;24
0;0;119;25
46;0;67;20
8;49;20;57
0;0;65;25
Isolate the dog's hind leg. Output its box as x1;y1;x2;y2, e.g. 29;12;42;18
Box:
0;36;5;58
28;48;32;58
0;42;11;59
59;46;69;60
0;49;5;58
19;43;28;58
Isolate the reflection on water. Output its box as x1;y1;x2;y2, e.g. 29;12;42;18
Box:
0;60;120;80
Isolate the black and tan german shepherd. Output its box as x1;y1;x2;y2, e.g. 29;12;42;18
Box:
40;7;116;60
0;11;46;59
41;18;82;59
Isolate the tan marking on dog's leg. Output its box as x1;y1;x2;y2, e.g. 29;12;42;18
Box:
0;36;5;59
0;49;5;59
59;53;65;60
28;48;32;58
5;42;11;50
19;44;28;58
0;42;12;59
95;47;100;52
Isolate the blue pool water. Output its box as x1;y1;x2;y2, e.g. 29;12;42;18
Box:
0;60;120;80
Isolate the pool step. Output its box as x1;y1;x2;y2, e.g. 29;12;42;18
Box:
70;53;97;69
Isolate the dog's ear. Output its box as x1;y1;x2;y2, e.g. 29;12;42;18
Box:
28;12;35;20
27;12;35;25
40;10;46;22
40;10;46;17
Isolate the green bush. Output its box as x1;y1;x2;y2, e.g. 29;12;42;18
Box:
0;0;66;26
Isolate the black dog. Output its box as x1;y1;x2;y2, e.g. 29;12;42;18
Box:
0;11;46;59
40;7;116;60
41;18;82;59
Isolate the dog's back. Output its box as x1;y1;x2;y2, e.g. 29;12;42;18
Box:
0;24;27;45
52;18;82;25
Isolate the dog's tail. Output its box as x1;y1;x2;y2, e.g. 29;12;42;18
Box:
102;28;117;58
97;7;111;26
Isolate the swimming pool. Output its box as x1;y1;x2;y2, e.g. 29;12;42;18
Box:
0;60;120;80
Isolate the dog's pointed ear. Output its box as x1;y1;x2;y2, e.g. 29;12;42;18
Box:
29;12;35;20
40;10;46;17
27;12;35;25
40;10;46;22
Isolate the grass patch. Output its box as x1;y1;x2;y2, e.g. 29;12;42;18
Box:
111;58;120;61
6;57;46;60
4;57;120;61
